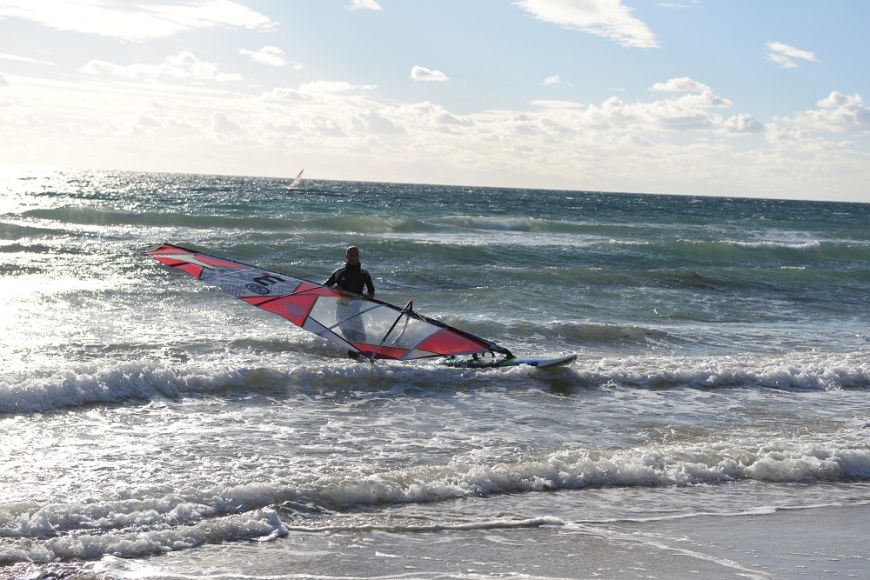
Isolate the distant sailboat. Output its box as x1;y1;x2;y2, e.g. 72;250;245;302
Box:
287;168;304;189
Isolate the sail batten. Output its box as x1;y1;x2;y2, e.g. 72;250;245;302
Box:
147;243;512;361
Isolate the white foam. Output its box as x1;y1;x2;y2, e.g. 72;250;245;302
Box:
676;238;823;251
2;350;867;417
272;429;870;510
1;509;286;563
567;351;870;391
0;363;290;414
0;484;299;539
5;429;865;560
729;239;821;250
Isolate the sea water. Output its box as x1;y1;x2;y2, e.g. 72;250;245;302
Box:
1;170;868;578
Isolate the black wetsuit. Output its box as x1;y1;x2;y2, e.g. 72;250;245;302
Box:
324;263;375;297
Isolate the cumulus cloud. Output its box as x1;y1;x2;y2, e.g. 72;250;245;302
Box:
80;51;242;83
544;74;561;86
720;113;765;134
352;110;404;134
515;0;658;48
346;0;383;11
240;46;287;67
396;101;473;129
766;41;819;69
818;92;860;110
410;66;449;83
649;77;732;108
7;65;867;200
526;77;756;135
650;77;710;94
785;91;870;133
0;0;276;41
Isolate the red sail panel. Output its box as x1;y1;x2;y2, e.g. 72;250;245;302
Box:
155;256;202;278
248;294;319;326
417;329;488;356
148;244;243;271
242;282;342;326
353;343;409;360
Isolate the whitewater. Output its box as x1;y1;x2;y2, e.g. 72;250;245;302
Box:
1;170;868;578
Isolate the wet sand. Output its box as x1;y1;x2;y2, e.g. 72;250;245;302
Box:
46;502;865;579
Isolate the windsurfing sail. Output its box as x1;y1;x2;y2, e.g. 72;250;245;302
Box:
147;243;513;361
288;169;304;189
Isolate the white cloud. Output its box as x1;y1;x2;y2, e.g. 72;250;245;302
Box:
0;0;276;41
784;91;870;133
0;52;54;66
528;78;748;135
649;77;732;108
394;101;474;129
720;113;764;134
210;111;244;138
299;80;377;94
650;77;734;111
260;87;311;103
818;92;859;110
3;70;866;202
657;1;698;8
346;0;383;11
351;110;404;134
260;80;377;103
766;41;819;69
515;0;658;48
240;46;287;68
544;74;561;86
80;51;242;83
410;66;449;83
650;77;710;94
0;74;8;87
527;99;584;111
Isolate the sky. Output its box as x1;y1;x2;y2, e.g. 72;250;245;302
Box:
1;0;869;202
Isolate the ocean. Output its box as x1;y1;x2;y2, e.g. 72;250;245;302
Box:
1;170;868;579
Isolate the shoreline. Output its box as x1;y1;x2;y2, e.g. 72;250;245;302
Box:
8;501;863;579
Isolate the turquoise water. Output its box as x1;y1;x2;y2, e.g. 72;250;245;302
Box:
1;170;868;577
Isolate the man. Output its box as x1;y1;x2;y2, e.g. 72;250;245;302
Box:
324;246;375;297
324;246;375;356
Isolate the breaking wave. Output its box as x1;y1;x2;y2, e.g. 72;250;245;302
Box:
1;350;867;416
1;431;867;562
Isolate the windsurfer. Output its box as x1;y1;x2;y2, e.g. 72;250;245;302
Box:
324;246;375;355
324;246;375;298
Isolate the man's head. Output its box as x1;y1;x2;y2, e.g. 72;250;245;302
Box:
345;246;360;266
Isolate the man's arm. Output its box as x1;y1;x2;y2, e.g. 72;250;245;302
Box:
364;272;375;297
324;269;338;287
